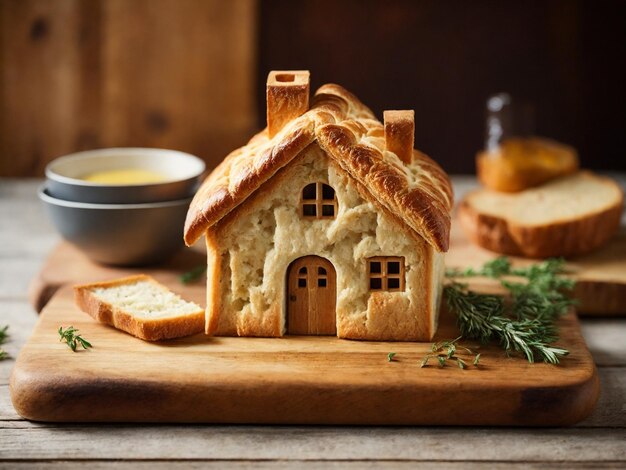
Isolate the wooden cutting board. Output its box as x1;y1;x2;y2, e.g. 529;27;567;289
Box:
11;282;599;425
30;224;626;318
29;242;207;313
446;222;626;316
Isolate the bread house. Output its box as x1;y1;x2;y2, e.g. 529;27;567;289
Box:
184;71;453;341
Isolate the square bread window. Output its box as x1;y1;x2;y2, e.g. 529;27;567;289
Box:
367;257;405;292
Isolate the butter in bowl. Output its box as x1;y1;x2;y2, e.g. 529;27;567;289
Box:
40;148;206;266
45;147;205;203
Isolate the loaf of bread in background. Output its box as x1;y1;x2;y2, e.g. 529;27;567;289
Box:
74;275;204;341
459;171;624;258
476;137;579;192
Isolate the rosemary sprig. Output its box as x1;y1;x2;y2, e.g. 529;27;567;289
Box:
420;336;480;369
58;326;92;352
445;257;574;364
0;325;9;360
180;265;207;284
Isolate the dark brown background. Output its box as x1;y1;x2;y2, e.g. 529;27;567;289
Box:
1;0;625;176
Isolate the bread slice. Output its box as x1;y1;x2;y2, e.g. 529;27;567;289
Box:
459;171;624;258
74;275;204;341
476;137;579;192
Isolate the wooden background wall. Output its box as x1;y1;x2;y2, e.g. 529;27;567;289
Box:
0;0;257;176
1;0;625;176
259;0;626;173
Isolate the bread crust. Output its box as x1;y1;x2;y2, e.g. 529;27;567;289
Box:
74;275;204;341
267;70;310;138
476;137;579;192
384;110;414;164
477;153;578;192
458;182;624;258
203;144;438;342
184;84;453;252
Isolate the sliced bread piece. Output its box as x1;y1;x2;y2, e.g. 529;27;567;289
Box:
74;275;204;341
459;171;624;258
476;137;579;192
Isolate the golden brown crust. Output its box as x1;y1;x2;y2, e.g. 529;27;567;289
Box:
184;84;453;252
267;70;310;138
204;234;223;335
476;137;579;192
74;276;204;341
458;194;624;259
384;110;415;164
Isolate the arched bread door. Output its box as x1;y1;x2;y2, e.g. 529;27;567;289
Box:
287;256;337;335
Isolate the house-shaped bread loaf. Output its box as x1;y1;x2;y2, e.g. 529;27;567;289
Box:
184;71;453;341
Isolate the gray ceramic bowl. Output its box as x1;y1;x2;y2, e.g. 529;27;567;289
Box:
45;148;205;204
39;187;192;266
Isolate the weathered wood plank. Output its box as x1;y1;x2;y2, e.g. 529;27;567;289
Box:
0;425;624;461
581;321;626;366
576;367;626;427
0;301;39;385
0;385;20;420
0;462;624;469
0;179;42;199
0;258;47;299
0;179;59;258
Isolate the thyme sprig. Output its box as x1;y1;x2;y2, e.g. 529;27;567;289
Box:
444;257;574;364
420;336;480;369
0;325;9;360
180;265;207;285
58;326;92;352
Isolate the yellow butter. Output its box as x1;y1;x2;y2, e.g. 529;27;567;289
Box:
81;169;168;185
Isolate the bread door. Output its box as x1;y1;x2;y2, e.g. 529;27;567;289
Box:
287;256;337;335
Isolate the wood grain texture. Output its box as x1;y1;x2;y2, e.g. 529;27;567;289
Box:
1;423;624;461
287;256;337;335
0;0;82;177
1;178;626;465
2;463;626;470
448;215;626;316
29;241;206;312
0;0;257;177
6;371;626;427
10;283;599;425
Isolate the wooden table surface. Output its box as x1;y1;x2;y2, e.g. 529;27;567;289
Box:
1;177;625;468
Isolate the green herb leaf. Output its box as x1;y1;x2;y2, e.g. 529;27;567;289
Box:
0;325;8;361
445;256;573;364
0;325;8;343
58;326;92;352
420;336;480;370
473;353;481;366
180;265;207;285
387;352;397;362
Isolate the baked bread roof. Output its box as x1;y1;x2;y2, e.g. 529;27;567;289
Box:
184;84;453;251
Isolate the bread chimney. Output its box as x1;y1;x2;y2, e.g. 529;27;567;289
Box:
266;70;310;138
384;110;415;164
